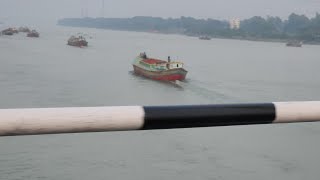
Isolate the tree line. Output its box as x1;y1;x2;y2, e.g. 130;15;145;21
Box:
58;13;320;43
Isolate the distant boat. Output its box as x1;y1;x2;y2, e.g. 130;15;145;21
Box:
67;35;88;47
199;36;211;40
132;53;187;81
27;30;39;37
1;28;18;35
286;41;302;47
1;30;13;35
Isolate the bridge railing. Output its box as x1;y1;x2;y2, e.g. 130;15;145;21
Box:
0;101;320;136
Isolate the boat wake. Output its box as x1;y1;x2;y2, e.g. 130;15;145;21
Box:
130;71;235;102
177;79;235;102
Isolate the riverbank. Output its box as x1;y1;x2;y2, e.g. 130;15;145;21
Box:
57;23;320;46
208;36;320;45
57;14;320;46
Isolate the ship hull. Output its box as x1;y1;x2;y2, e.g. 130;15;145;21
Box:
68;41;88;47
286;42;302;47
27;34;39;37
3;32;13;35
286;44;302;47
133;65;187;81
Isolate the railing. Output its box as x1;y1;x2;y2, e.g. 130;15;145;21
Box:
0;101;319;136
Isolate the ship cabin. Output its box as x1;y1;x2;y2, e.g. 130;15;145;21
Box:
139;58;184;71
167;62;184;69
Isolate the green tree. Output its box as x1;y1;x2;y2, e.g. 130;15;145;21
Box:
284;13;310;34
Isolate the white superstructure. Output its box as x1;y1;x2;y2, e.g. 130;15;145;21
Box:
230;18;241;29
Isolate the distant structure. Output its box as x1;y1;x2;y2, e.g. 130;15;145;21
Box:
229;18;240;30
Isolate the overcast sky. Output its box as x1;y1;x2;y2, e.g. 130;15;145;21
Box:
0;0;319;24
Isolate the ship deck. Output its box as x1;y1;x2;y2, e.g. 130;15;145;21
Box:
142;58;167;64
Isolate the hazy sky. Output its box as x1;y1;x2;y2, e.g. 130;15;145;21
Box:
0;0;319;24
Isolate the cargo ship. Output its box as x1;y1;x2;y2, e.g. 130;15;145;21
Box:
132;53;187;81
67;35;88;47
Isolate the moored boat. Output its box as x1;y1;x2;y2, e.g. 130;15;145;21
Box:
286;41;302;47
67;35;88;47
132;53;188;81
1;30;13;35
1;28;18;35
27;30;39;37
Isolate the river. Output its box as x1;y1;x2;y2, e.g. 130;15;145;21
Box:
0;25;320;179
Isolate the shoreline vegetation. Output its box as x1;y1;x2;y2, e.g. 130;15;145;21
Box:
57;13;320;45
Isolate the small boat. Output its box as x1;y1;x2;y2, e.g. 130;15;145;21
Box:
27;30;39;37
1;28;18;35
199;36;211;40
67;35;88;47
1;30;13;35
18;27;30;33
286;41;302;47
132;53;188;81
